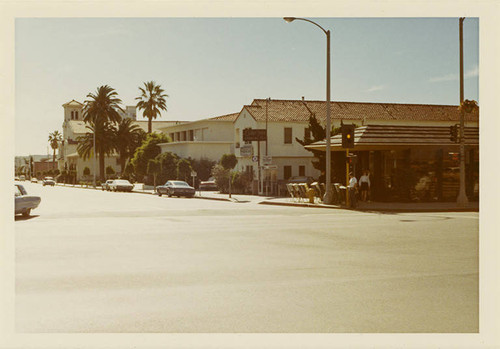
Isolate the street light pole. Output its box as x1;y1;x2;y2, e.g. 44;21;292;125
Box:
457;17;468;207
93;128;97;188
284;17;333;204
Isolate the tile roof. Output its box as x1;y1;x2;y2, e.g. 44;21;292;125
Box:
62;99;84;107
207;112;239;122
247;99;479;123
307;124;479;151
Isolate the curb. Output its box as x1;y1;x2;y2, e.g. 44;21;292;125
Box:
260;200;479;213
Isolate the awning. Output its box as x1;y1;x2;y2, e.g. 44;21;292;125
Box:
306;125;479;152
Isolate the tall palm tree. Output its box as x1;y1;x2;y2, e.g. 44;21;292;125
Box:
113;118;145;174
82;85;123;180
77;122;116;178
136;81;168;133
48;130;63;164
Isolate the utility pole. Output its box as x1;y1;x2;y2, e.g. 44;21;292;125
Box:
457;17;468;207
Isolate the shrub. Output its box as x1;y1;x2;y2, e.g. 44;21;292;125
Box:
83;167;91;176
130;132;169;183
211;164;230;193
177;158;192;182
156;152;179;184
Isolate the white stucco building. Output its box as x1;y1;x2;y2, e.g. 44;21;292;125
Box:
58;99;183;181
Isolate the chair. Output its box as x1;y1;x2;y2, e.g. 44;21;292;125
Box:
311;182;323;203
292;183;303;202
286;183;295;202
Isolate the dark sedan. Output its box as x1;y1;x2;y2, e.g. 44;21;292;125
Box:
108;179;134;192
156;180;195;198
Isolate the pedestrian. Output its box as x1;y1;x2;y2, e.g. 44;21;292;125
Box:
348;172;358;207
359;170;371;202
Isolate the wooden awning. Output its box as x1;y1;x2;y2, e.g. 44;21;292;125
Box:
306;125;479;152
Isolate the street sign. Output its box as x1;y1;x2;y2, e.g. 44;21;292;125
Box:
263;165;277;170
252;156;258;162
191;171;197;177
262;155;272;165
240;144;253;157
243;128;267;142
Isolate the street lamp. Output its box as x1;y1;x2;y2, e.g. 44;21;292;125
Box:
283;17;333;204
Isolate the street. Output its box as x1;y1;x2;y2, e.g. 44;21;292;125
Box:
15;182;479;333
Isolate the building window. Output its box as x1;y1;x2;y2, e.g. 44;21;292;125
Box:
189;130;194;141
284;127;292;144
304;127;310;140
175;132;180;141
169;133;174;141
299;165;305;176
284;165;292;180
182;131;187;141
70;111;74;120
75;111;78;120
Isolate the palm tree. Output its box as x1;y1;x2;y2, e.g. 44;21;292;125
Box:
82;85;124;180
77;122;117;179
136;81;168;133
48;130;63;164
113;118;145;174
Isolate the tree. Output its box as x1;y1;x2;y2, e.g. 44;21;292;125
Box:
220;154;237;171
147;159;161;188
105;166;115;179
113;118;145;174
177;158;192;182
77;121;116;179
219;154;237;198
48;130;62;165
81;85;124;180
130;132;169;184
136;81;168;134
156;152;179;184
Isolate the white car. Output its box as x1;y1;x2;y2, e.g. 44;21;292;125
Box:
108;179;134;192
42;177;56;186
15;184;41;216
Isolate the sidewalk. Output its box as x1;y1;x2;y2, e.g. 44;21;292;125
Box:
54;183;479;212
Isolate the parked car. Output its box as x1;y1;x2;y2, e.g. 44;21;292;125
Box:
42;177;55;186
15;184;41;217
20;175;26;181
199;178;217;191
156;180;195;197
15;176;20;181
102;179;114;191
287;176;315;185
31;177;38;183
108;179;134;192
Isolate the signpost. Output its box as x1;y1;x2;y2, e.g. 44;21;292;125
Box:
240;144;253;157
262;155;272;165
243;128;268;195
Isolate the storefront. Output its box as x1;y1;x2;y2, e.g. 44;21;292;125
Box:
307;125;479;202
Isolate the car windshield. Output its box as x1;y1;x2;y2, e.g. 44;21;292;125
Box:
45;177;54;180
171;181;190;187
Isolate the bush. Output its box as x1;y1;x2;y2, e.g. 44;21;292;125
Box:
130;133;170;183
83;167;91;176
156;152;179;184
177;158;192;182
211;164;230;193
190;158;216;181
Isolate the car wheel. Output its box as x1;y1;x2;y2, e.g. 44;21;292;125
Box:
22;209;31;217
167;190;172;197
158;191;162;197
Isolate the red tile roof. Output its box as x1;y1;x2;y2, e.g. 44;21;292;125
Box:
207;112;239;122
247;99;478;123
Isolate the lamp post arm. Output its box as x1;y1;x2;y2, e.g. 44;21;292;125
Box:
292;17;328;36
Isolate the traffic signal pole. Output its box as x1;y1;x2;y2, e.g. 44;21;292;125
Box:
457;17;468;207
345;150;350;207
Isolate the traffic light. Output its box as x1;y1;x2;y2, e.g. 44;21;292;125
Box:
449;124;459;143
341;124;355;148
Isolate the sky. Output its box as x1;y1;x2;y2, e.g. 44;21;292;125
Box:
15;17;479;156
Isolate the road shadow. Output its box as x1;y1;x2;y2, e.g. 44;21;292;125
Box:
15;214;40;222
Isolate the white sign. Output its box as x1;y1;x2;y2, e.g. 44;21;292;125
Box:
252;156;258;162
191;171;197;177
240;144;253;157
263;165;278;170
262;155;272;165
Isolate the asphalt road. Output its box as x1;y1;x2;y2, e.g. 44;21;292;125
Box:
15;182;479;333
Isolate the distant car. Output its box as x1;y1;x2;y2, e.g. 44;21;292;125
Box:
156;180;195;198
108;179;134;192
15;176;20;181
31;178;38;183
199;178;217;191
287;176;315;185
15;184;41;217
42;177;55;186
102;179;114;191
20;175;26;181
